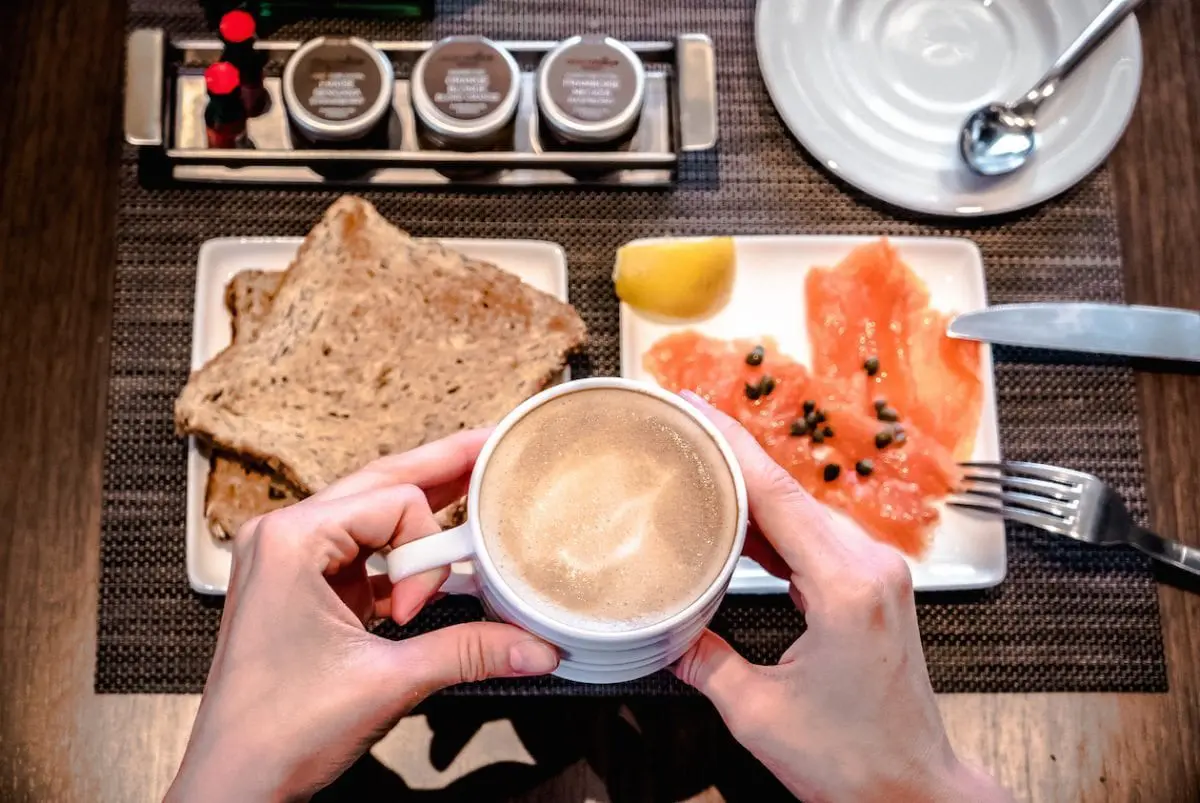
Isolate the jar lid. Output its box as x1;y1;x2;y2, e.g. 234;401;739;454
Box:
282;36;395;142
410;36;521;144
537;35;646;145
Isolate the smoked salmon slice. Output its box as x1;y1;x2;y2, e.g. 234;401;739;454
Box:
905;308;984;459
805;239;983;459
645;332;956;556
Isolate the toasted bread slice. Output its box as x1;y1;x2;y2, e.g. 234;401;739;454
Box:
205;270;296;540
225;268;282;343
205;269;468;539
178;195;587;495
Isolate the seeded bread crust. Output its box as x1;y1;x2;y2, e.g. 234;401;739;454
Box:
178;195;587;498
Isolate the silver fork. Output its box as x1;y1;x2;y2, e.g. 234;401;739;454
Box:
951;460;1200;577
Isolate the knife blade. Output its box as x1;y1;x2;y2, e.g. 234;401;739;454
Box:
947;303;1200;362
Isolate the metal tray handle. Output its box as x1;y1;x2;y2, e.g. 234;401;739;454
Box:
676;34;718;151
125;29;165;147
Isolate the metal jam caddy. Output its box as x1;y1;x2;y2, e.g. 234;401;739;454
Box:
124;28;718;188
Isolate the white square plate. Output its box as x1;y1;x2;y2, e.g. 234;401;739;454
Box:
186;237;569;594
620;236;1005;593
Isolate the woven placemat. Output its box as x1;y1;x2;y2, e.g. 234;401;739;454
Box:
97;0;1167;695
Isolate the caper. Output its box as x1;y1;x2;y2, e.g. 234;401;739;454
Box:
894;429;908;446
803;400;816;415
874;398;887;413
815;410;827;424
875;430;893;449
877;407;900;423
822;425;834;438
789;419;809;437
856;459;874;477
745;345;765;366
744;382;762;401
805;411;819;427
759;375;777;397
823;463;841;482
811;430;826;445
864;356;880;376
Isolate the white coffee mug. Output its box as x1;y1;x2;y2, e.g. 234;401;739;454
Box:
386;377;748;684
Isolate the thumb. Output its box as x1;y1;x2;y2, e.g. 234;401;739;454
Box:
672;629;762;714
388;622;560;697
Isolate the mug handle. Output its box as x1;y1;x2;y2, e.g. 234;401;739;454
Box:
386;523;475;584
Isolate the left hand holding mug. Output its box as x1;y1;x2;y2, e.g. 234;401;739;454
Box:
166;430;560;802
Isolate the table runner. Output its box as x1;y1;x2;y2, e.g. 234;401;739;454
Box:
97;0;1168;694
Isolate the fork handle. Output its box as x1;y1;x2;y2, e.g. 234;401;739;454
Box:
1129;528;1200;577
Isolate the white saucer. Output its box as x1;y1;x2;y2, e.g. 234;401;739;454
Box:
755;0;1142;217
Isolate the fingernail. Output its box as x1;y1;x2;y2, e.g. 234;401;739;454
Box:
510;640;559;675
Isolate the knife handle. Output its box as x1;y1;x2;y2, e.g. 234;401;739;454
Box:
1130;528;1200;578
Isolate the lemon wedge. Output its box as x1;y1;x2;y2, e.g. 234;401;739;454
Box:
613;237;736;320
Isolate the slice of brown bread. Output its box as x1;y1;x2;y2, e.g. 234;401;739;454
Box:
179;195;587;496
225;268;282;342
205;267;469;539
205;270;296;540
205;449;298;540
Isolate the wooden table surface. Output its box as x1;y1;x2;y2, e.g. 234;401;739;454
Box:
1;1;1198;801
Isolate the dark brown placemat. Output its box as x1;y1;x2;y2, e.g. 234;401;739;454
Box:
97;0;1167;695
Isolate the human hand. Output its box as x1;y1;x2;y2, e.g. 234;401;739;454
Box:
166;430;560;802
673;393;1009;803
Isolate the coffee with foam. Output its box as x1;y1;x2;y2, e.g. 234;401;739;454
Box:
479;388;739;630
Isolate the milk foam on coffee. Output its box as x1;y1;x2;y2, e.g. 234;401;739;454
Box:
479;388;738;630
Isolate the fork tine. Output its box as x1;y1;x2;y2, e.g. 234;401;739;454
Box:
949;500;1074;536
960;460;1091;487
960;473;1080;501
954;487;1074;518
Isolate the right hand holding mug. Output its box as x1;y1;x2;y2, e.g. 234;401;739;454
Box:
675;393;1011;803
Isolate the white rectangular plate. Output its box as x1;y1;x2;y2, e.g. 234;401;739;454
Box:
186;236;569;594
620;236;1005;593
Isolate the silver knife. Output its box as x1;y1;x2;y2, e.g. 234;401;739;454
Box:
947;303;1200;362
